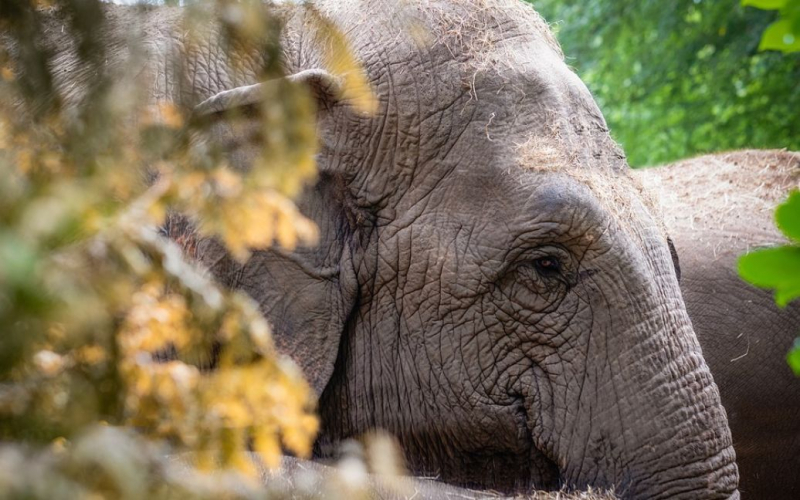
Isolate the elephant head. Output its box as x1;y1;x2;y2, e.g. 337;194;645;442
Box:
187;1;738;498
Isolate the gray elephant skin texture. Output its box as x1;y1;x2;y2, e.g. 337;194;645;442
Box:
638;150;800;500
23;1;740;498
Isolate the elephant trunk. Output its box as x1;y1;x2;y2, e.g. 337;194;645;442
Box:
524;267;739;498
584;350;738;499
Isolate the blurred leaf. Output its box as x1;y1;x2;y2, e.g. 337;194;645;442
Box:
744;0;800;53
759;19;800;52
0;234;38;285
739;246;800;307
307;7;378;115
788;338;800;376
743;0;788;9
776;190;800;242
737;187;800;374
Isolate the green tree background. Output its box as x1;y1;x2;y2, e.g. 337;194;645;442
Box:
530;0;800;167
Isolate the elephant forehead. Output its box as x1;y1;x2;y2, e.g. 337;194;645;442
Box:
444;163;668;260
382;171;669;301
316;0;561;56
307;0;614;168
405;171;609;251
415;0;563;67
313;0;565;88
505;127;662;234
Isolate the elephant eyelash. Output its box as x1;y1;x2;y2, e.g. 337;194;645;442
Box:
667;236;681;282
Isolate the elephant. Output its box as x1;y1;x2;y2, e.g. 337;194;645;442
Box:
15;1;739;498
636;150;800;500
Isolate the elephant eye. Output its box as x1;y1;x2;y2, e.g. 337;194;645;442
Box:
533;256;561;277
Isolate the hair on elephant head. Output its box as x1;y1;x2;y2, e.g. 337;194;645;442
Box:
186;1;739;498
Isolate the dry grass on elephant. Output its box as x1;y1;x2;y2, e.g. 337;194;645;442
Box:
512;489;617;500
420;0;562;69
227;455;619;500
638;149;800;258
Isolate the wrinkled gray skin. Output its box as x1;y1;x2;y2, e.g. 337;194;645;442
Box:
30;1;739;498
637;150;800;500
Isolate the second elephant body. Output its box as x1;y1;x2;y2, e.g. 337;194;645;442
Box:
638;150;800;500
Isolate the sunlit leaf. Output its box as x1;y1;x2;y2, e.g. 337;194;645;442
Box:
776;190;800;242
742;0;788;10
306;6;378;115
788;338;800;376
758;19;800;53
739;246;800;306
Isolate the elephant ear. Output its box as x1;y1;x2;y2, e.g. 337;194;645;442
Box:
193;69;344;117
192;68;344;173
190;69;358;395
667;236;681;282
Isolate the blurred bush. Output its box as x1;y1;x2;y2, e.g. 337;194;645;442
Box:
0;0;343;496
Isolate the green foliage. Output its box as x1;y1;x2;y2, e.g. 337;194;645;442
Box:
788;338;800;376
743;0;800;53
776;189;800;240
760;19;800;51
738;190;800;307
743;0;790;7
529;0;800;167
738;191;800;375
738;245;800;306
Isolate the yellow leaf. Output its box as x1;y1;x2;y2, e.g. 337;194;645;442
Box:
253;428;282;469
33;350;66;377
0;65;13;82
213;168;243;198
75;345;108;366
142;101;185;129
16;150;33;174
276;211;298;250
